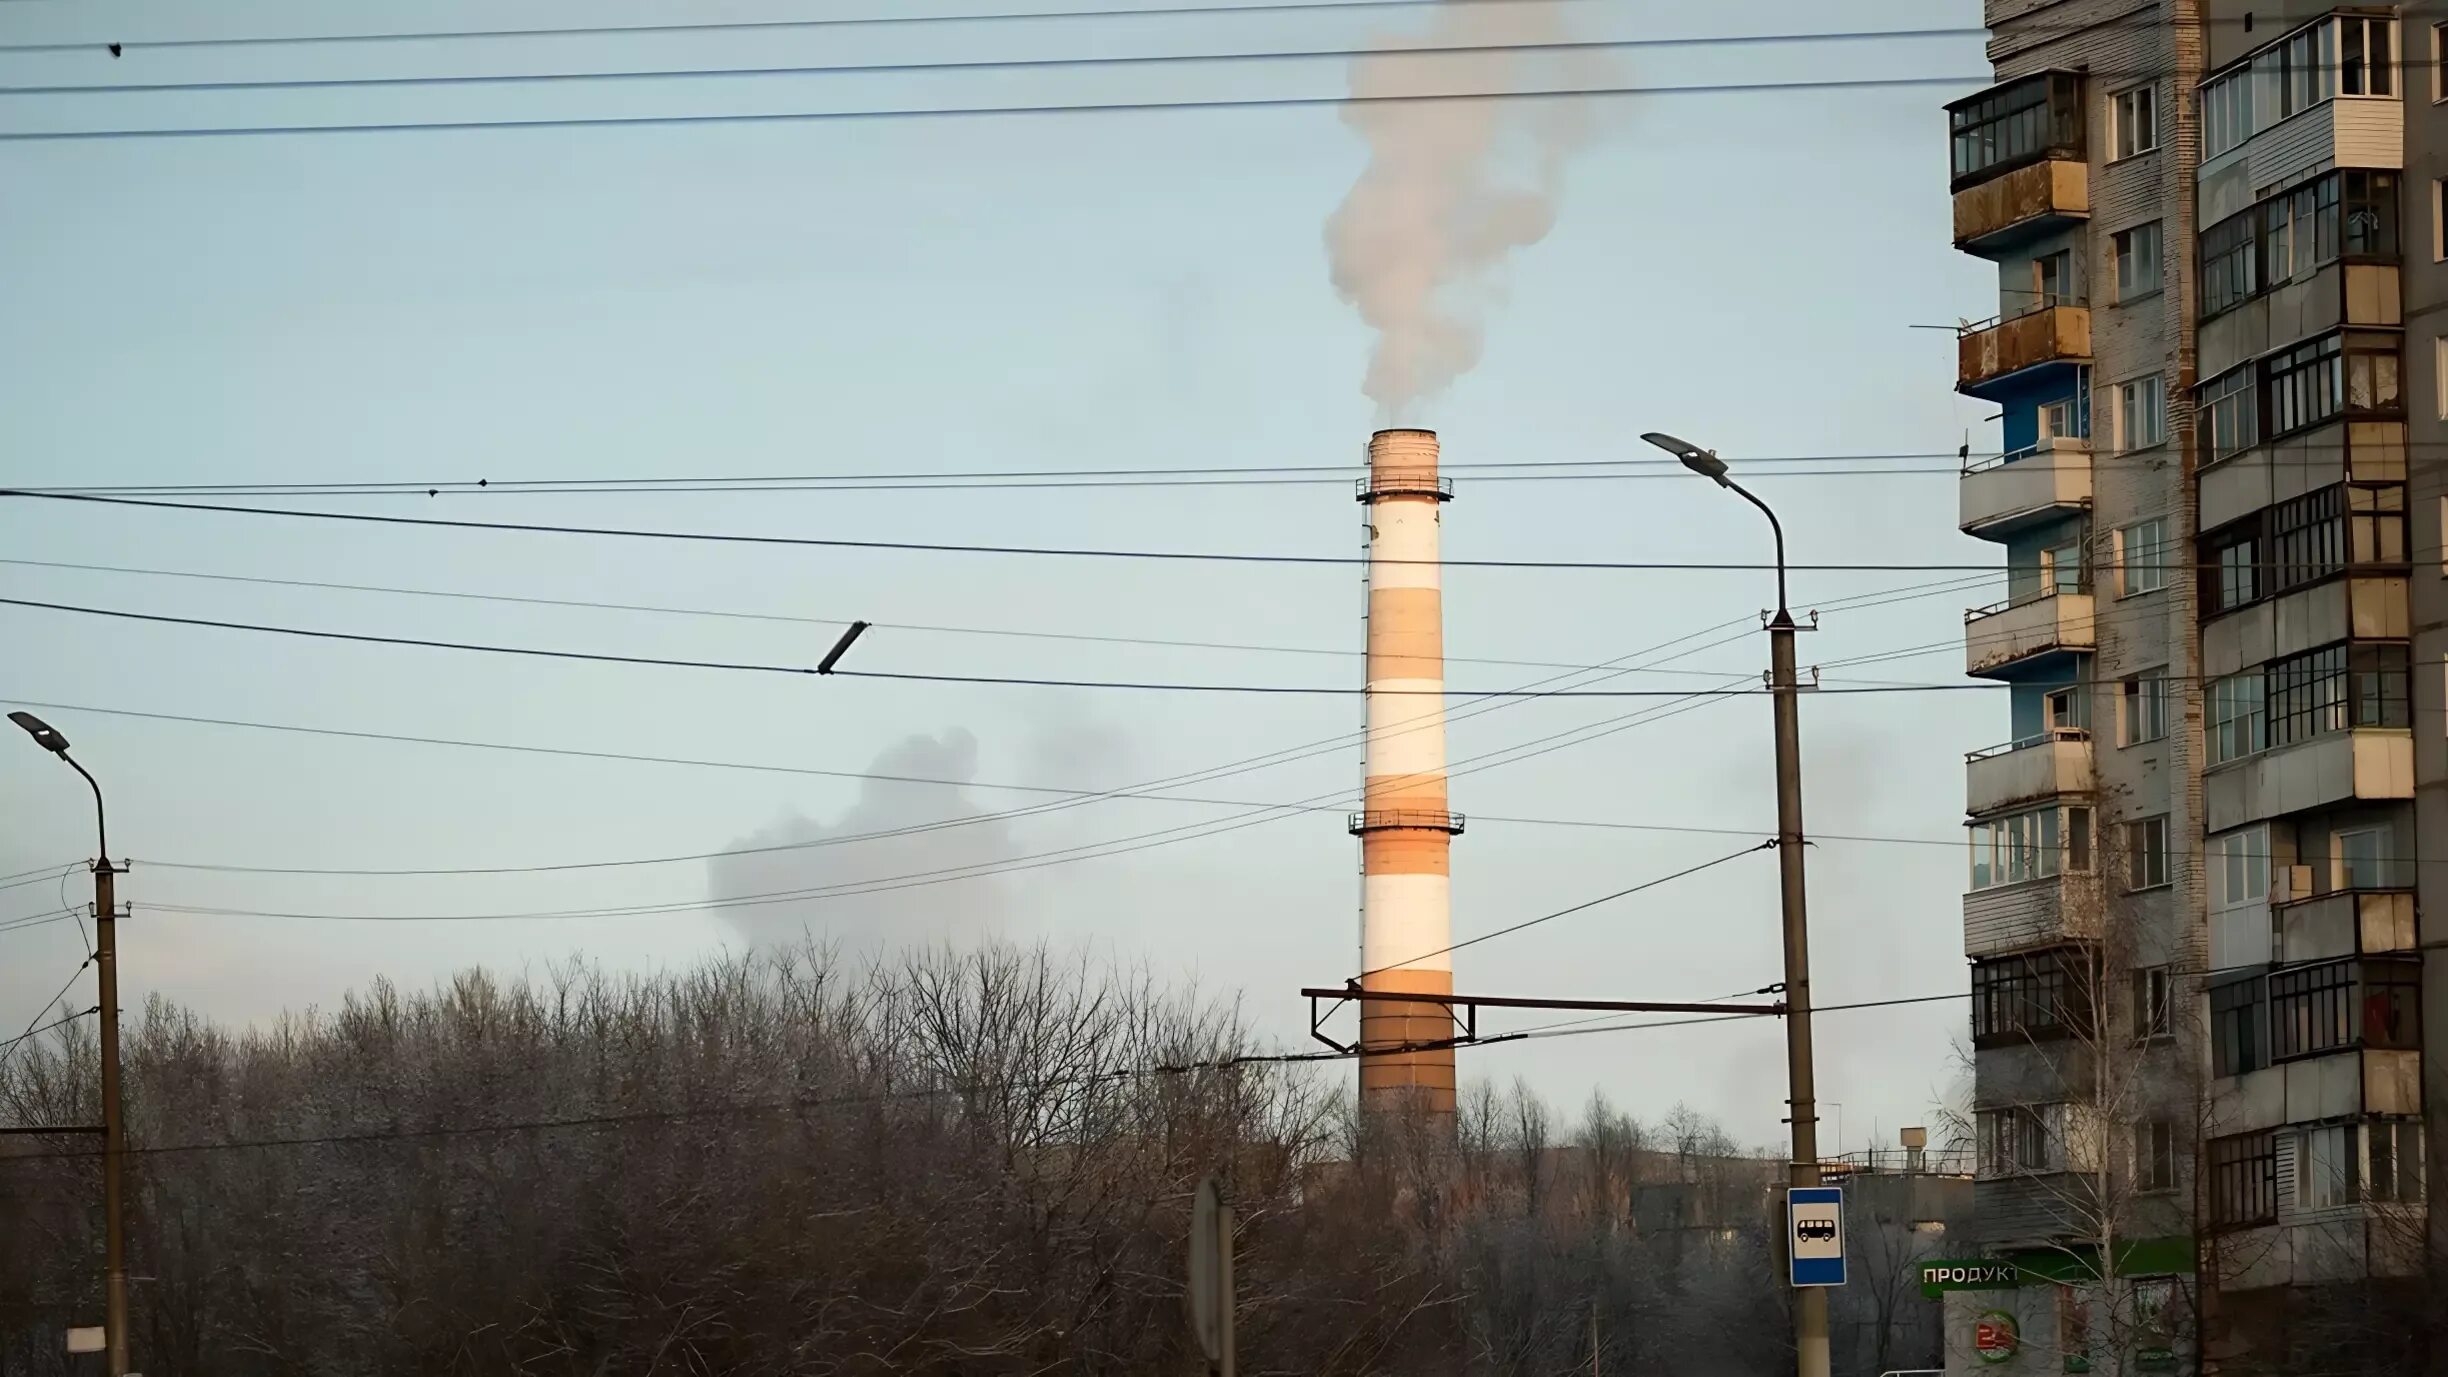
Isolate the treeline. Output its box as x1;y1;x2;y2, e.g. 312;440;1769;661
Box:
0;943;1932;1375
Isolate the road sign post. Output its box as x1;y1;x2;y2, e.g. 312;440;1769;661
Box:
1786;1185;1846;1288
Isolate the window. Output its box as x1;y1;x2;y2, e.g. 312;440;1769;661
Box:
2279;20;2337;117
2202;366;2257;459
2354;643;2413;726
2134;967;2173;1038
2298;1122;2425;1205
2119;375;2166;449
2200;172;2399;319
2268;486;2345;592
2113;84;2159;159
2044;685;2086;733
2351;483;2408;564
2127;815;2170;891
2438;337;2448;412
1970;807;2062;890
2137;1120;2178;1192
2034;250;2075;309
2202;210;2259;314
2042;539;2086;596
2267;334;2343;436
2067;805;2092;872
2337;828;2394;889
2210;1130;2279;1226
2212;976;2268;1077
2206;522;2260;614
2347;340;2403;412
2433;22;2448;104
2114;221;2164;299
2119;518;2168;595
2360;959;2422;1049
1978;1105;2058;1175
2210;673;2266;763
2210;826;2271;912
2272;962;2353;1060
2367;1120;2426;1202
2201;65;2257;159
2340;15;2396;97
1973;949;2091;1045
1949;72;2083;187
2268;645;2349;747
2271;958;2420;1060
2122;672;2168;745
2438;182;2448;263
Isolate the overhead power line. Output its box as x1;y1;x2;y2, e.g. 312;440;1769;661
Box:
0;556;1987;682
0;0;1648;55
0;3;2294;58
0;487;2218;572
0;31;1965;99
1356;842;1771;978
0;73;1986;142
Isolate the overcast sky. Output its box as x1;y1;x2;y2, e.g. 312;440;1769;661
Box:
0;0;2002;1153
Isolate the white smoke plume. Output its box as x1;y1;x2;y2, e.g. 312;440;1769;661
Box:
1325;1;1612;421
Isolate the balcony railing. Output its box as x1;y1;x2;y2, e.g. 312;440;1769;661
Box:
1958;303;2092;399
1954;156;2089;255
1966;726;2090;762
1966;728;2093;814
1965;585;2096;678
1960;437;2094;541
1347;809;1466;835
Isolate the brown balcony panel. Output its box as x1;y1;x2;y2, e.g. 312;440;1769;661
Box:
1953;159;2089;255
1958;307;2091;397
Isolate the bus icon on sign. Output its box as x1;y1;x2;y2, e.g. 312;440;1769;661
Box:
1796;1219;1838;1242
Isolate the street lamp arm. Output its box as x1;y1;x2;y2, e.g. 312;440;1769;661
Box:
1719;476;1790;622
59;751;107;867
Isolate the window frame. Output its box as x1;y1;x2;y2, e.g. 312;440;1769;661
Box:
2212;974;2268;1078
2118;374;2167;450
1970;806;2066;891
2122;671;2168;746
2112;84;2160;160
2134;966;2174;1039
1972;947;2093;1046
2114;220;2165;300
2119;517;2168;596
2209;1129;2278;1228
2126;815;2171;891
2209;672;2267;764
2137;1119;2179;1193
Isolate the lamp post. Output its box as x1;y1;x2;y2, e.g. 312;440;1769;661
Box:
10;711;129;1377
1640;435;1827;1377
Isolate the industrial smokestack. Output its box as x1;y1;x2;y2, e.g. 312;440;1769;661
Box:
1353;427;1460;1113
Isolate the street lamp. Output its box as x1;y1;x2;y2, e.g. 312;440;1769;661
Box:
10;710;130;1377
1641;434;1827;1377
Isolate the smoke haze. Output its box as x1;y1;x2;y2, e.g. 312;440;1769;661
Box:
1325;1;1611;421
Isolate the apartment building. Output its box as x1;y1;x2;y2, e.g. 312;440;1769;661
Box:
1945;4;2438;1373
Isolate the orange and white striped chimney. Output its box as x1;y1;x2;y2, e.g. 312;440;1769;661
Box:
1352;427;1460;1114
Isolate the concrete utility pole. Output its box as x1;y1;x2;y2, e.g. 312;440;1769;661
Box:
10;711;131;1377
1640;436;1828;1377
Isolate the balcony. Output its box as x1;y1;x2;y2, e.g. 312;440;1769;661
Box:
2201;730;2413;833
1964;876;2093;959
1958;305;2092;400
1960;438;2092;540
1954;158;2089;256
1965;588;2094;678
1966;729;2092;815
